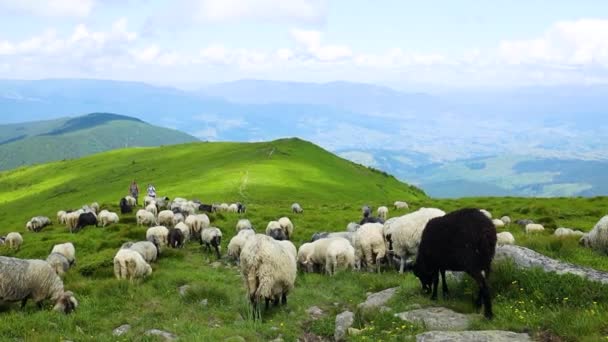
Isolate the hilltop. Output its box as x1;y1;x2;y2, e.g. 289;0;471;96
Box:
0;113;198;171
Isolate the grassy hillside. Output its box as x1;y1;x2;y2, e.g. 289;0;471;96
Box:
0;140;607;341
0;113;198;171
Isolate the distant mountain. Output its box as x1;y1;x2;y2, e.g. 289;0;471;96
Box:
0;113;198;171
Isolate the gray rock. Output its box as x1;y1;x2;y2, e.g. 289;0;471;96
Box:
334;311;354;342
379;306;392;313
145;329;178;341
306;306;324;319
495;245;608;284
113;324;131;337
416;330;531;342
178;285;190;297
395;307;470;331
357;287;398;311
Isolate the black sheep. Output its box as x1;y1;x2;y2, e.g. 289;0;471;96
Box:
310;232;330;242
168;228;184;249
198;204;213;213
237;202;246;213
75;212;98;231
413;208;497;319
119;198;132;214
267;228;287;241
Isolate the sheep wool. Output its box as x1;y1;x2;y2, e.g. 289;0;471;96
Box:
377;206;389;221
145;204;158;217
236;219;253;232
525;223;545;234
46;253;70;276
580;215;608;253
352;223;386;272
227;229;256;261
113;249;152;280
5;232;23;250
50;243;76;266
137;209;157;227
121;241;158;263
496;232;515;246
157;210;175;227
278;217;294;240
492;219;505;228
146;226;170;248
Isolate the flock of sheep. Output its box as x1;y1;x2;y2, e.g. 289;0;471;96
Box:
2;194;608;321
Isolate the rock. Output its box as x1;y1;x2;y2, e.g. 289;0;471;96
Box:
200;299;208;307
357;287;398;311
224;337;246;342
404;304;422;311
446;271;465;282
348;328;362;336
113;324;131;337
380;306;392;313
416;330;531;342
495;245;608;284
334;311;354;341
306;306;324;319
178;285;190;297
395;307;471;331
145;329;178;341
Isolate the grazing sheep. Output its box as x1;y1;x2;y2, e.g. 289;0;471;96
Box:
479;209;492;219
362;205;372;217
278;217;294;240
57;211;67;224
277;240;297;262
554;227;585;238
155;196;170;210
228;203;239;213
220;203;230;212
89;202;100;214
346;222;360;232
525;223;545;234
239;234;297;317
266;221;287;241
325;238;356;276
121;241;158;263
146;226;169;249
145;204;158;217
65;210;83;232
414;208;496;319
157;210;175;227
98;210;119;227
310;231;353;245
125;195;137;207
0;256;78;313
198;204;214;213
168;228;185;249
516;219;534;227
291;203;304;214
201;227;223;259
500;216;511;225
384;208;446;273
136;209;157;227
352;223;386;272
492;219;505;228
496;232;515;246
394;201;409;209
172;213;185;226
5;232;23;250
377;206;389;221
119;197;133;214
185;214;209;239
227;229;256;262
580;215;608;252
113;249;152;281
75;212;98;231
143;196;156;208
237;202;246;213
174;222;191;243
27;216;52;232
236;219;253;232
46;253;70;276
50;243;76;266
297;242;315;271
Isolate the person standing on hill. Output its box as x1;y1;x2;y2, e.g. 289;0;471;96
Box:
129;180;139;205
147;184;157;198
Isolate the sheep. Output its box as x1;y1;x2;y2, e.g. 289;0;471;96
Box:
479;209;492;219
352;223;386;272
5;232;23;250
580;215;608;252
155;196;170;210
157;210;175;227
46;253;70;276
237;202;247;213
360;215;384;225
492;219;505;228
384;207;446;273
201;227;223;259
146;226;169;249
220;203;229;211
227;229;256;262
413;208;496;319
119;197;132;214
228;203;239;213
98;210;119;227
346;222;360;232
291;203;304;214
516;219;534;227
325;238;356;276
266;221;286;241
236;219;253;232
310;231;353;245
65;210;83;232
394;201;409;210
168;228;185;249
174;222;191;243
185;214;210;239
198;203;214;213
278;217;294;240
0;256;78;313
121;241;158;263
57;211;67;225
27;216;52;232
113;249;152;281
137;209;157;227
50;243;76;266
239;234;297;317
75;212;98;231
125;195;137;207
180;201;198;216
496;232;515;246
143;196;156;208
500;216;511;225
377;206;389;221
525;223;545;234
362;205;372;217
172;213;185;226
89;202;100;214
277;240;297;262
554;227;585;238
145;204;158;217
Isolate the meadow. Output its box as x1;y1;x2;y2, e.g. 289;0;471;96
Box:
0;139;607;341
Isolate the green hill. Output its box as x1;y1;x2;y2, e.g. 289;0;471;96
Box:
0;113;198;171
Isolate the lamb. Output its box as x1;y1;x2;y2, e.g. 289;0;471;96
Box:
120;197;133;214
500;216;511;225
297;242;315;271
302;237;354;275
125;195;137;207
121;241;158;263
113;249;152;281
278;217;294;240
479;209;492;219
554;227;585;238
580;215;608;253
496;232;515;246
227;229;255;262
145;204;158;217
239;234;297;317
346;222;360;232
492;219;505;228
5;232;23;250
352;223;386;272
174;222;191;243
236;219;253;232
0;256;78;313
394;201;409;209
266;221;286;241
384;207;446;273
146;226;169;249
98;210;119;227
291;203;304;214
50;243;76;266
137;209;157;227
157;210;175;227
413;208;496;319
75;212;98;231
201;227;223;259
377;206;389;220
525;223;545;234
228;203;239;213
168;228;185;249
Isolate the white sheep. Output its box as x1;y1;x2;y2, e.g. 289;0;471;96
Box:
377;206;389;221
580;215;608;252
383;207;446;273
277;240;297;261
50;243;76;266
143;196;156;207
346;222;360;232
5;232;23;250
325;238;355;276
554;227;585;238
0;256;78;313
479;209;492;219
201;227;223;259
496;232;515;246
65;210;83;232
394;201;409;210
46;253;70;276
157;210;175;227
89;202;100;214
227;229;256;262
236;219;253;232
146;226;169;248
145;204;158;217
137;209;157;227
228;203;239;213
278;217;294;240
292;203;304;214
501;216;511;225
113;249;152;281
220;203;229;212
185;214;210;239
121;241;158;263
492;219;505;228
27;216;52;232
125;195;137;207
172;213;185;226
265;220;286;240
174;222;191;243
525;223;545;234
239;234;297;315
98;210;119;227
57;211;67;225
180;201;198;216
352;223;387;272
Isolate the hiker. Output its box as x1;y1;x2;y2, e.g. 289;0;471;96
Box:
129;180;139;205
147;184;157;198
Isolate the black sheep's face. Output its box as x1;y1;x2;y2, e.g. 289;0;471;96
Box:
54;292;78;314
413;265;433;293
268;229;287;241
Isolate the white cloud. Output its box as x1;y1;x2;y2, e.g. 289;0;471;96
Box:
185;0;325;24
290;29;352;62
0;0;94;17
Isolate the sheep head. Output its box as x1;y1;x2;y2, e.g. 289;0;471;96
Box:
53;291;78;314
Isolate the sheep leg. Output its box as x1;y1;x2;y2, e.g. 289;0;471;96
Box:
281;293;287;305
430;271;439;301
273;296;280;306
440;269;449;299
471;271;493;319
36;301;43;309
20;297;28;309
265;298;271;310
214;245;221;259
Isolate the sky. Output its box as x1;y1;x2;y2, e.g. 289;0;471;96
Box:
1;0;608;89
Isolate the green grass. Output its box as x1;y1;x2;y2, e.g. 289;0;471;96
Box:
1;140;607;341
